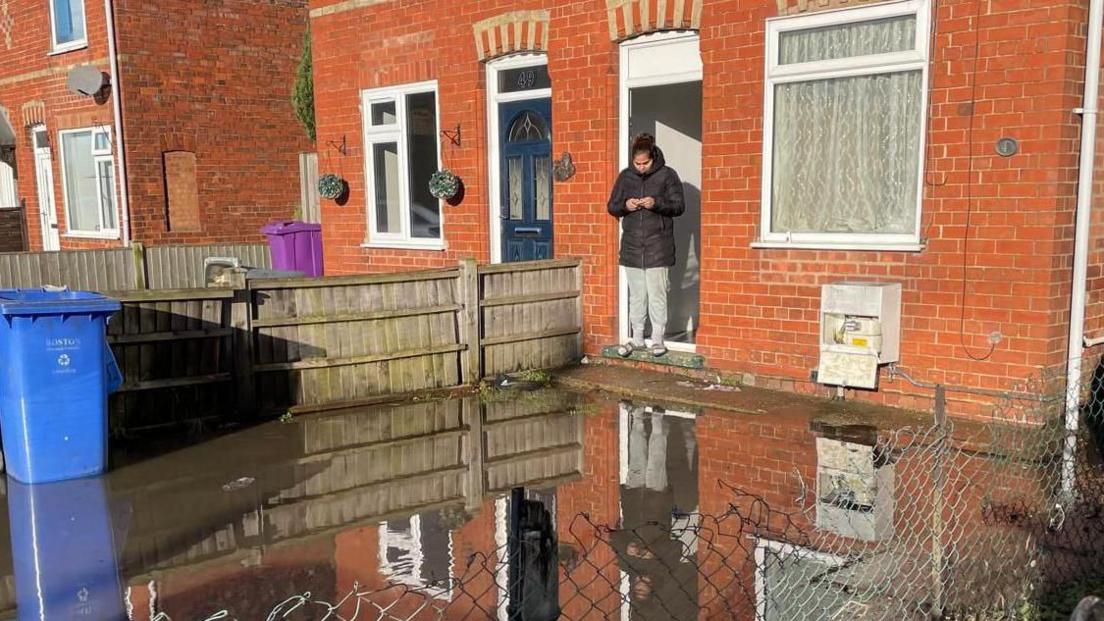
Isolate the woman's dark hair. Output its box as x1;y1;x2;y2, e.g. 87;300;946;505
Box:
631;133;656;159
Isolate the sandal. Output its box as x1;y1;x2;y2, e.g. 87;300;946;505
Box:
617;342;640;357
650;343;668;357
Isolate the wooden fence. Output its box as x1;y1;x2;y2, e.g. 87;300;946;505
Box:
105;287;236;433
145;243;271;289
0;246;143;290
0;242;270;290
103;258;583;430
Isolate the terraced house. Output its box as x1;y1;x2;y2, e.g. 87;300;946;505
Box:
0;0;313;253
308;0;1104;417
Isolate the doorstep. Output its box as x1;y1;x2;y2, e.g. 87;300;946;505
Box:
599;344;706;369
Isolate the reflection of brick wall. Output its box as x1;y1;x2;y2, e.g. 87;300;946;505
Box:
0;207;25;252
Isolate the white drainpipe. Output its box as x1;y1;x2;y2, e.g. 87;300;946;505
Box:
104;0;130;246
1064;0;1104;497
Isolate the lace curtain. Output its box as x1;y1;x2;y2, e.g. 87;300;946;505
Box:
771;16;922;235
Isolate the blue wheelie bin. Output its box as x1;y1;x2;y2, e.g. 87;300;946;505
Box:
0;288;122;484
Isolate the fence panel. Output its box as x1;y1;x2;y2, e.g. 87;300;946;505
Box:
105;287;236;433
247;268;465;414
0;247;140;290
479;259;583;377
146;243;270;289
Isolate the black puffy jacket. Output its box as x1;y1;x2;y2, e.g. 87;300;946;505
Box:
606;148;685;269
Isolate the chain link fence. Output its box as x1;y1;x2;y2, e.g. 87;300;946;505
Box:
155;357;1104;621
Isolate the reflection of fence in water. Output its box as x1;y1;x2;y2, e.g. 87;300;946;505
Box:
117;392;587;582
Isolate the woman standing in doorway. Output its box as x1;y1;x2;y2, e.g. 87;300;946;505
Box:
607;133;686;357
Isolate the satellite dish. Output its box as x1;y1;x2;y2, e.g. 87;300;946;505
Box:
66;65;108;97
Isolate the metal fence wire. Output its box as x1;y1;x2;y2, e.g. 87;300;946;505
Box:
160;357;1104;621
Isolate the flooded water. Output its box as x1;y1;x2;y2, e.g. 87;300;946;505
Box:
0;387;1095;620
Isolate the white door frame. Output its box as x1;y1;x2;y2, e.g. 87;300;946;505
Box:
0;151;16;210
31;125;60;252
485;53;551;264
618;31;703;352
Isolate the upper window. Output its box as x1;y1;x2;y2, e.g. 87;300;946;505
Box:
362;82;442;248
59;127;118;237
50;0;87;52
761;1;929;248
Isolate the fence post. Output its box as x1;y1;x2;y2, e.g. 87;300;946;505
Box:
228;268;255;417
457;258;482;384
931;384;947;620
465;397;485;512
131;242;148;290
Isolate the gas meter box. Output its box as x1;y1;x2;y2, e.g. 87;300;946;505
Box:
817;282;901;390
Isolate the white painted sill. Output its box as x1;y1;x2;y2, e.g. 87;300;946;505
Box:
751;240;926;252
361;239;447;252
63;231;120;240
48;42;89;56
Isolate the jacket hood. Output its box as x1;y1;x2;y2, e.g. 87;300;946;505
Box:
632;146;667;178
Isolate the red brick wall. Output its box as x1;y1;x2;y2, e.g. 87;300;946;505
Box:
0;0;120;251
310;0;1092;418
0;0;311;252
115;0;312;245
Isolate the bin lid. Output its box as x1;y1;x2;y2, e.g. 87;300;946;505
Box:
0;288;121;316
261;220;321;235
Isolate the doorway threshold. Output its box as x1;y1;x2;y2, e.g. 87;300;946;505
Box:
599;344;705;369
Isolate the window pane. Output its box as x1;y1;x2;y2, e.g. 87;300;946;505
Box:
33;130;49;150
762;548;845;621
94;132;110;151
534;155;550;221
507;111;550;143
497;65;551;94
98;160;116;230
53;0;86;45
771;70;922;235
779;15;915;65
373;142;402;234
508;157;522;220
406;91;440;239
371;101;397;126
62;132;98;232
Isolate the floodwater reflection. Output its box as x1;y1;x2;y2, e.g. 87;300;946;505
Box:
0;387;1089;620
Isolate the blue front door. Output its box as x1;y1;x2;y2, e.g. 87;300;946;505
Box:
499;99;553;262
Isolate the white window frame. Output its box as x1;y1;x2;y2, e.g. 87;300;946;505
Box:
58;126;119;239
757;0;930;251
360;80;445;250
378;516;454;601
48;0;89;54
754;538;848;621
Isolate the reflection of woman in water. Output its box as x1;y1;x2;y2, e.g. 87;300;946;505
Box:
613;403;699;620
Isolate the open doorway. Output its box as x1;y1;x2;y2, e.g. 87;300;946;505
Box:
619;33;702;349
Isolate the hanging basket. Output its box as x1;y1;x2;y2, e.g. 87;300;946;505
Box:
318;173;347;200
428;169;460;200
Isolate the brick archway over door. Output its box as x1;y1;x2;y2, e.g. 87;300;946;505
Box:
606;0;702;41
474;10;550;61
